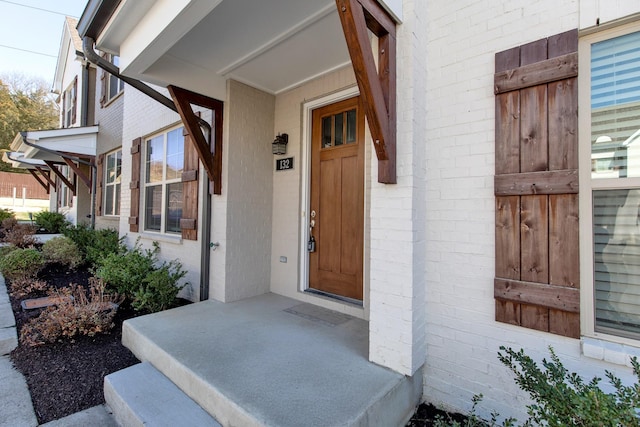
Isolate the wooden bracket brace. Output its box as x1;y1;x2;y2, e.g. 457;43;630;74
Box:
28;169;50;193
45;161;76;196
35;166;56;189
167;85;224;195
336;0;396;183
63;158;92;191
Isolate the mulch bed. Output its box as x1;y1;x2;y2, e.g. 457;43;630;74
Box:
8;264;140;424
7;264;461;425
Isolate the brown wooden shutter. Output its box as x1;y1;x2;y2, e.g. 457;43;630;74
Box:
494;29;580;338
95;153;104;216
129;138;142;232
71;76;77;125
180;127;199;240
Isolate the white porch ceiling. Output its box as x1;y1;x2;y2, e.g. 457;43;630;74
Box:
99;0;352;96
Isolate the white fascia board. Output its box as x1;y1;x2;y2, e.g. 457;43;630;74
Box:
377;0;402;23
101;0;222;77
53;29;71;94
21;126;99;159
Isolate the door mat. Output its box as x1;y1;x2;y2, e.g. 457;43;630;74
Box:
283;303;352;327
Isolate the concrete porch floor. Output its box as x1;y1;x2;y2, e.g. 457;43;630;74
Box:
115;293;422;426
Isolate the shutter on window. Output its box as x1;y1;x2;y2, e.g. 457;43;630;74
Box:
180;127;199;240
494;29;580;338
96;154;104;216
71;76;77;125
129;138;142;232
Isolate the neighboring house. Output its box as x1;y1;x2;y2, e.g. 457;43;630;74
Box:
3;17;98;226
75;0;640;424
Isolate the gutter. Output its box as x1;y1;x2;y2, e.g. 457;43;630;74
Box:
81;37;211;136
20;133;93;167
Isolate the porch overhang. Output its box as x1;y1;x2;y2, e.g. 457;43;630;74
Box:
10;126;98;162
6;127;99;193
80;0;399;182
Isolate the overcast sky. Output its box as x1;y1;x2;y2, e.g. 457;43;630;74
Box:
0;0;89;86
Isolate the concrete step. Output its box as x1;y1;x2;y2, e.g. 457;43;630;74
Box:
104;362;221;427
120;295;422;427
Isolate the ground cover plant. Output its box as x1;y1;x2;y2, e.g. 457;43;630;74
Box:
2;222;190;423
414;347;640;427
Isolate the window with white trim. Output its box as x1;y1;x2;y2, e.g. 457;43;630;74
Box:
581;22;640;341
101;54;124;106
143;126;183;234
62;77;77;127
104;149;121;216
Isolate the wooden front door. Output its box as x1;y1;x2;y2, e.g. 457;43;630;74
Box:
309;97;365;300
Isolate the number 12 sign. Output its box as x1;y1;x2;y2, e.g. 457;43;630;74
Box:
276;157;294;171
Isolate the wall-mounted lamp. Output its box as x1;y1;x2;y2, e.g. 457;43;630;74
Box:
272;133;288;155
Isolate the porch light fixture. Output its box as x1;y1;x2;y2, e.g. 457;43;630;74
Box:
272;133;288;155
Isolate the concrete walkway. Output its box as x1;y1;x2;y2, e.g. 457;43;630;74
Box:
0;274;117;427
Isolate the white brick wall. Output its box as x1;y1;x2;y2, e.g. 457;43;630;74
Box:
422;0;640;422
119;84;202;301
368;0;428;376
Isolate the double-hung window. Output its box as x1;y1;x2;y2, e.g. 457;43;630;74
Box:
104;150;122;216
581;22;640;341
143;126;184;234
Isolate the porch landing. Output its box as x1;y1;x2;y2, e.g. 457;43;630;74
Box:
111;293;421;426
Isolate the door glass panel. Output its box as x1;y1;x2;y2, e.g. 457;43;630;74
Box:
346;109;356;144
335;113;344;146
322;116;332;148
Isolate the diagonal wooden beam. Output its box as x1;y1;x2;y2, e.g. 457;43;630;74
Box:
167;85;224;195
63;157;92;190
336;0;396;183
28;168;49;193
35;166;56;188
45;161;75;195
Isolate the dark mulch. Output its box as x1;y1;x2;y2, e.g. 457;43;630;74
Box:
406;402;469;426
8;264;140;424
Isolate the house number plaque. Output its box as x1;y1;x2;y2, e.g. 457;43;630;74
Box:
276;157;294;171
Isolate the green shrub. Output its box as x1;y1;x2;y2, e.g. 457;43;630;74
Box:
95;241;157;297
33;211;69;233
41;236;82;269
0;208;15;223
63;224;122;267
0;248;44;280
498;346;640;426
432;395;515;427
96;240;187;313
132;260;186;312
